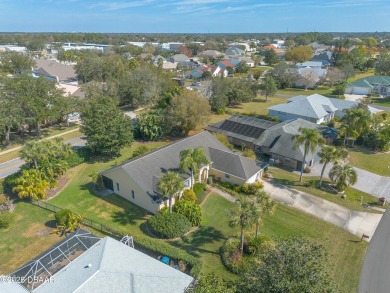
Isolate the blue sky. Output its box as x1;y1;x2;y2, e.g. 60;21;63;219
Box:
0;0;389;33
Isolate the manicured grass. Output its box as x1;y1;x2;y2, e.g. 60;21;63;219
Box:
0;201;62;274
269;167;384;211
371;97;390;108
348;148;390;176
262;204;367;293
348;70;375;82
227;96;288;116
170;193;238;280
277;86;338;98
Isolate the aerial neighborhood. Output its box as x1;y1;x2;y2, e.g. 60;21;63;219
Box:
0;28;390;293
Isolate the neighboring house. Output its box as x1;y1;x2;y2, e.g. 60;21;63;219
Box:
101;131;264;214
295;67;327;89
224;47;244;57
232;56;255;67
207;114;337;170
167;54;190;63
346;75;390;96
228;42;255;52
191;64;227;79
162;61;178;71
0;229;193;293
0;45;27;52
257;119;337;170
206;114;277;151
310;50;332;66
33;59;77;83
198;50;224;59
296;61;324;69
151;55;165;65
268;94;380;124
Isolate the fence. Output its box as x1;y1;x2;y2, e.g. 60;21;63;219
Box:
31;200;123;238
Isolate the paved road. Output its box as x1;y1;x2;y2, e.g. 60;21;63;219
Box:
0;136;86;179
294;163;390;200
359;208;390;293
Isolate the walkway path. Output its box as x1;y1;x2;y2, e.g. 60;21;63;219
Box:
0;128;80;156
211;182;382;241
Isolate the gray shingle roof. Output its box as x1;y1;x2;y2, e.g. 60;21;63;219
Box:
268;94;337;119
257;119;328;162
102;131;261;197
33;59;77;82
34;237;193;293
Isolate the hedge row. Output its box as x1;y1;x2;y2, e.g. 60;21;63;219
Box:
134;234;203;277
148;212;191;239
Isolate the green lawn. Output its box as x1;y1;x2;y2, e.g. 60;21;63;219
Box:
0;201;63;274
269;167;384;211
371;97;390;108
276;86;338;98
262;204;367;293
348;148;390;176
227;96;288;116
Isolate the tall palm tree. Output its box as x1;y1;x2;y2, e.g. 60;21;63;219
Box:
291;127;325;182
13;169;49;200
179;148;210;187
318;146;349;187
227;195;257;255
20;141;47;169
157;171;184;213
253;191;276;238
329;164;358;193
340;108;371;147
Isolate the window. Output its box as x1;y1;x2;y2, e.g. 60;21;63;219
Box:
131;190;135;199
225;174;230;179
116;183;120;191
285;158;291;164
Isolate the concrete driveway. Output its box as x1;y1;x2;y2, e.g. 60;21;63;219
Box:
262;180;382;241
295;163;390;200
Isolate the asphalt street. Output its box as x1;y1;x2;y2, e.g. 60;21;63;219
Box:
0;136;86;179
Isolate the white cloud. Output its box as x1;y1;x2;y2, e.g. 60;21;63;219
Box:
89;0;155;11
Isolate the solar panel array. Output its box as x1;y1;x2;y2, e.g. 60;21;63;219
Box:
218;115;276;139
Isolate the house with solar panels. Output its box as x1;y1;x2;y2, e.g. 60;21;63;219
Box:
206;114;337;170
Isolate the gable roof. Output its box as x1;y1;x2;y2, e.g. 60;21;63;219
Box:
269;94;337;119
169;54;190;62
348;75;390;88
32;236;193;293
257;119;331;162
102;131;261;197
33;59;77;82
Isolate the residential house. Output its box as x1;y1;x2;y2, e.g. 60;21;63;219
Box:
162;61;178;71
270;39;285;49
295;66;327;89
167;54;190;63
101;131;264;214
268;94;380;124
198;50;224;59
310;50;332;66
33;59;77;83
228;42;255;52
0;45;27;52
225;47;244;57
296;61;324;69
206;114;337;170
346;75;390;96
190;64;227;79
233;56;255;67
0;229;193;293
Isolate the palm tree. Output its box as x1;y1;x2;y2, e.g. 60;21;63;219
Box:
227;195;257;255
13;169;49;200
20;141;47;169
253;191;276;238
329;164;358;193
340;108;371;147
179;148;210;187
318;146;349;187
291;127;325;182
157;171;184;213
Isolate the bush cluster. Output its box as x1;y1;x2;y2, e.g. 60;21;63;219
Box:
215;181;264;196
0;211;15;229
241;181;264;194
304;167;311;174
55;209;73;226
64;147;91;168
181;189;197;203
193;182;207;203
148;212;191;239
173;200;202;226
221;238;242;273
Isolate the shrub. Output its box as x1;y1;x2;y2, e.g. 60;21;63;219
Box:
241;182;264;194
55;209;73;226
64;147;91;168
173;200;202;226
246;234;275;257
242;148;256;159
207;176;213;185
193;182;207;203
132;146;149;158
221;237;242;273
304;167;311;174
182;189;197;203
148;212;191;239
3;171;22;195
0;211;15;229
